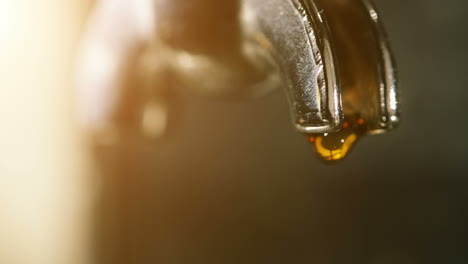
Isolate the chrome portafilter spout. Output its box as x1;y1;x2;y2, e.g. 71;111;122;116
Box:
76;0;400;162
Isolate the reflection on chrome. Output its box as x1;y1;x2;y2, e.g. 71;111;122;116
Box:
76;0;400;161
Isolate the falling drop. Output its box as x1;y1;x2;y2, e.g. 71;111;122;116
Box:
308;116;367;162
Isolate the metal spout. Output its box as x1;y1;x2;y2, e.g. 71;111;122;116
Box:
76;0;400;142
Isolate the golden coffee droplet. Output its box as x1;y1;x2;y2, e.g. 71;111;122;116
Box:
308;116;367;162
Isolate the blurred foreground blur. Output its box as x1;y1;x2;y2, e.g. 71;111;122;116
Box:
0;1;93;263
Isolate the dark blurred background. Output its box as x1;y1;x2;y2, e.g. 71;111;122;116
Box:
93;0;468;263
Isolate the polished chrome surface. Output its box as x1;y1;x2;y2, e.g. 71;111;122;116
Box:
312;0;400;135
362;0;400;132
242;0;343;134
76;0;400;141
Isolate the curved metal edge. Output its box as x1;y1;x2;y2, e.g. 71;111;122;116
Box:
362;0;401;133
292;0;343;134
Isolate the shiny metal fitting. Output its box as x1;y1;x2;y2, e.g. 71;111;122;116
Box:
76;0;400;143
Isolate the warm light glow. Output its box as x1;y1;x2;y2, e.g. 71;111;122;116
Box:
0;1;93;263
142;101;168;138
